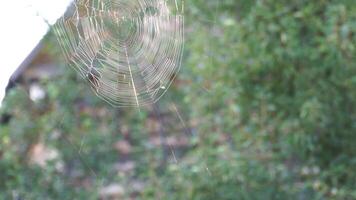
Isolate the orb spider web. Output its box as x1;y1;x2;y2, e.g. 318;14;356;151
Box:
54;0;185;107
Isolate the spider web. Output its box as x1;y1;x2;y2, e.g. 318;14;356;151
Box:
54;0;184;107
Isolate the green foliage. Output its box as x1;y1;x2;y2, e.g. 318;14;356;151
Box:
1;0;356;199
175;0;356;199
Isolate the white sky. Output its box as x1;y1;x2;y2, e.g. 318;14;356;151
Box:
0;0;72;106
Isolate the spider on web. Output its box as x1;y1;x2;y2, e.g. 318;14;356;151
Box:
54;0;185;107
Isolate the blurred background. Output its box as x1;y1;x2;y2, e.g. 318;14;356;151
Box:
0;0;356;199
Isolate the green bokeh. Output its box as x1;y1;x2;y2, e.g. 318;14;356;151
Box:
1;0;355;199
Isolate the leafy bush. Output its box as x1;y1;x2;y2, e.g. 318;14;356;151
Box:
171;0;356;199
